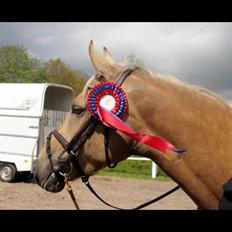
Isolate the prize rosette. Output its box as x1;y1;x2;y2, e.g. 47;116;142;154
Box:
87;82;128;119
87;81;185;155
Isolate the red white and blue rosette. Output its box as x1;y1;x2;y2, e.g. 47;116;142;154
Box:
87;82;128;119
87;81;186;155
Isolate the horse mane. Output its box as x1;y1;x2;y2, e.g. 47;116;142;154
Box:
131;65;229;107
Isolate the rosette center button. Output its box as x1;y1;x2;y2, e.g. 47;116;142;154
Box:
99;95;116;111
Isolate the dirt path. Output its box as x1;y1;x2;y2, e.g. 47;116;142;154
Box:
0;176;196;210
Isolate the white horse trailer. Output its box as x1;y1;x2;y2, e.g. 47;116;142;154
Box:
0;83;74;182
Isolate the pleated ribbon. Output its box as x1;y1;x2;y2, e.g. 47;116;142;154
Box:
97;106;186;154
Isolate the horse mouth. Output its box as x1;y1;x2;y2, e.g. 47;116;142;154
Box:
34;161;74;193
39;172;65;193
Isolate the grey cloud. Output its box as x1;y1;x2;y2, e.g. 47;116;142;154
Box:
0;22;232;100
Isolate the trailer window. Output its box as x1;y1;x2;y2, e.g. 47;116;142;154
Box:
40;109;68;146
43;109;67;127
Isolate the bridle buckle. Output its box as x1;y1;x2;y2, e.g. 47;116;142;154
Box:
70;150;76;156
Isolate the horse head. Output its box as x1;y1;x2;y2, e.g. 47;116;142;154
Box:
34;41;152;192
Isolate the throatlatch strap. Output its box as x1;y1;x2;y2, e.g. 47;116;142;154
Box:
115;68;135;86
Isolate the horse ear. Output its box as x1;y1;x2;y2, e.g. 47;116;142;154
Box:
103;47;114;64
88;40;119;81
103;46;127;71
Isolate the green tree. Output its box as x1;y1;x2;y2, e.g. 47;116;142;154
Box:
44;58;87;95
0;45;47;83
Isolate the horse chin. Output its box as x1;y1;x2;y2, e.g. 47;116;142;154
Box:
40;172;65;193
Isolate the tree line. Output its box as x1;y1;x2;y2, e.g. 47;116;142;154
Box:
0;45;87;95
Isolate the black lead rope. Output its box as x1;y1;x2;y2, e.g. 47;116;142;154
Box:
81;176;180;210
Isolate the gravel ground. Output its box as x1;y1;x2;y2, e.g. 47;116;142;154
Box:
0;175;196;210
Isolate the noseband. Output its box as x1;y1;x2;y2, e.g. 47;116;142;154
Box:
46;68;135;180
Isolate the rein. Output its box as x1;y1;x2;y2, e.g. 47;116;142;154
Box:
46;67;181;210
75;175;180;210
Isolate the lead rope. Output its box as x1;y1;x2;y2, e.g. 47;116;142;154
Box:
65;176;80;210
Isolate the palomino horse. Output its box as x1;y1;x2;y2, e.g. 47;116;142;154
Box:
34;41;232;209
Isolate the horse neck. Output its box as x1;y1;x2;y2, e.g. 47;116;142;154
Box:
128;71;232;209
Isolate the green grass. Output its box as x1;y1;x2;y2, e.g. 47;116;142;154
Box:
97;159;171;181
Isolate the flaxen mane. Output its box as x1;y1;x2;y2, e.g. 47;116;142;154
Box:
134;65;229;107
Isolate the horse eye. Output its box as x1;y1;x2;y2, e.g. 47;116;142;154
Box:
71;105;85;115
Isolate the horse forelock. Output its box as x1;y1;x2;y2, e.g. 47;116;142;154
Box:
82;75;97;100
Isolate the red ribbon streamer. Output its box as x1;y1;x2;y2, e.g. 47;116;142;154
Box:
97;107;185;154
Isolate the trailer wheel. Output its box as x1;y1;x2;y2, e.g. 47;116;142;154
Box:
0;163;17;182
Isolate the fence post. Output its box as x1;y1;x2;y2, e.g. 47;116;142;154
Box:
152;161;157;178
127;157;157;178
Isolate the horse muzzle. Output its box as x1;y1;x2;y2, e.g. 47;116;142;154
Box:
37;171;65;193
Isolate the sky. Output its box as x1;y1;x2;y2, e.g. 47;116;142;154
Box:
0;22;232;101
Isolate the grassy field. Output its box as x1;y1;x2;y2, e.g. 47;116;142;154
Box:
97;159;171;181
